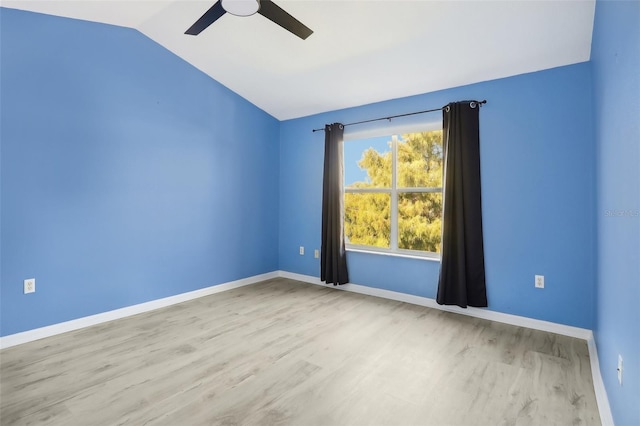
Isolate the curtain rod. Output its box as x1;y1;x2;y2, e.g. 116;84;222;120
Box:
311;100;487;133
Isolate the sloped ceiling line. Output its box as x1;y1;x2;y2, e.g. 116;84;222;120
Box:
2;0;595;120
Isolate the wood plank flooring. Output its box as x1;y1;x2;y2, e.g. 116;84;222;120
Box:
0;278;601;425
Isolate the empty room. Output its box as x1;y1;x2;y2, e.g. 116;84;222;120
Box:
0;0;638;425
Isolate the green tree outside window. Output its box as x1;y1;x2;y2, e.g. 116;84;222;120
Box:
344;130;443;254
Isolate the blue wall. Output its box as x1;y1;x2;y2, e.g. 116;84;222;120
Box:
0;9;280;336
591;0;640;424
280;64;597;329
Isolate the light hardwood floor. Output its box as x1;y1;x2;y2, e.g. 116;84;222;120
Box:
1;278;600;425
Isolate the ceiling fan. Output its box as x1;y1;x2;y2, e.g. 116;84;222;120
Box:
185;0;313;40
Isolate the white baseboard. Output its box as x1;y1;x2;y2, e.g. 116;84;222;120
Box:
3;270;591;347
587;336;615;426
279;271;592;340
0;271;279;350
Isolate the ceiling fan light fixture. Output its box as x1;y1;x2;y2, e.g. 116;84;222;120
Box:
221;0;260;17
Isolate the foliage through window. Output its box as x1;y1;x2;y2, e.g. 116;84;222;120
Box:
344;130;443;256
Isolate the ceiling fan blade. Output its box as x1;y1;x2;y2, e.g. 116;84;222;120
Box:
258;0;313;40
185;1;226;35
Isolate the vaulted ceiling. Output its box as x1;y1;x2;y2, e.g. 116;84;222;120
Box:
2;0;596;120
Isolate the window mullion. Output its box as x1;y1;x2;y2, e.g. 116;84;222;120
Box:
390;136;398;251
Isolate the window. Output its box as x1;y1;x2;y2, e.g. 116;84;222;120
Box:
344;130;443;258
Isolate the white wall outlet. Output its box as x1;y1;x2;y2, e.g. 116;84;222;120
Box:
617;355;623;385
314;249;319;259
535;275;544;288
299;246;304;255
24;278;36;294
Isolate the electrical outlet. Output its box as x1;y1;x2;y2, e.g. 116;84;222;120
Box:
314;249;319;259
24;278;36;294
299;246;304;255
535;275;544;288
618;355;623;385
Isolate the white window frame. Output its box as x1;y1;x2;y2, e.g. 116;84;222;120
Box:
344;132;443;260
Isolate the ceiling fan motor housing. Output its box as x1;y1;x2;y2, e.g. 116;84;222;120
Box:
221;0;260;17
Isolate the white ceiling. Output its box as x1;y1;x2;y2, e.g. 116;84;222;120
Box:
2;0;596;120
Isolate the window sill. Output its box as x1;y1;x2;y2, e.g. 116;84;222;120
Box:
346;247;441;262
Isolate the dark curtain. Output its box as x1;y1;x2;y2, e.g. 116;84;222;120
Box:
436;101;487;307
321;123;349;285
